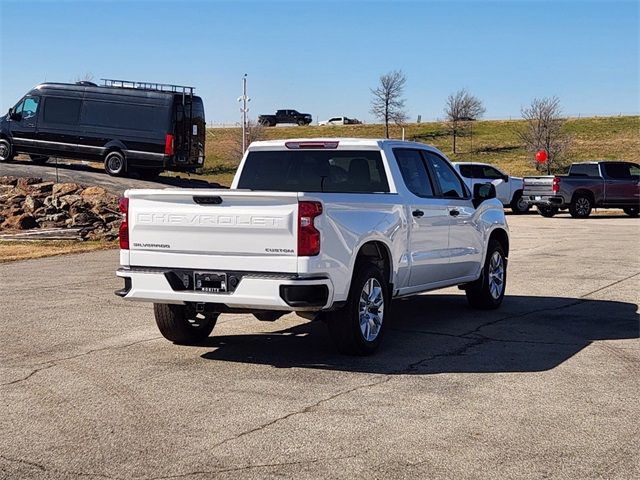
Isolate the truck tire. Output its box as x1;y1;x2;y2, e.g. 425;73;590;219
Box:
465;239;507;310
0;139;13;162
537;206;558;217
510;191;530;214
569;194;592;218
623;207;639;217
327;263;388;355
297;119;306;126
104;150;126;177
153;303;218;345
29;154;49;164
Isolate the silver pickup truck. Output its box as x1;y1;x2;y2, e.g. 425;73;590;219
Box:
523;161;640;218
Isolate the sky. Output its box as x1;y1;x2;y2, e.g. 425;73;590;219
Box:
1;0;638;124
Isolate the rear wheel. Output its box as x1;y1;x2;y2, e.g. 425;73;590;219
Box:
623;206;639;217
327;263;388;355
510;191;530;214
465;239;507;310
569;194;592;218
29;154;49;164
153;303;218;345
0;139;13;162
537;206;558;217
104;151;126;176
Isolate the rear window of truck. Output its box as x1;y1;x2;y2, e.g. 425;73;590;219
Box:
237;150;390;193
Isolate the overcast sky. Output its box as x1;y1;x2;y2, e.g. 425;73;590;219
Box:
1;0;638;124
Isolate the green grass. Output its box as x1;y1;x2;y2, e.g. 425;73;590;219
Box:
196;115;639;186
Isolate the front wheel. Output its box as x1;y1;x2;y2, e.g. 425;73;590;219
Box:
0;139;13;162
104;151;126;176
153;303;218;345
510;191;530;214
623;206;639;217
465;239;507;310
537;205;559;217
569;194;592;218
327;263;388;355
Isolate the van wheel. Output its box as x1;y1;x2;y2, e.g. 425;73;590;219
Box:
29;155;49;164
510;191;530;214
569;194;592;218
327;263;388;355
0;139;13;162
153;303;218;345
537;206;558;217
623;207;639;217
104;151;126;176
465;239;507;310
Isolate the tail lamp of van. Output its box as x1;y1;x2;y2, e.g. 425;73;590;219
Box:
298;201;322;256
164;134;175;156
119;197;129;250
552;176;560;193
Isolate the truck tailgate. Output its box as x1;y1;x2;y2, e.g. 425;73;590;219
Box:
523;176;554;196
126;189;298;272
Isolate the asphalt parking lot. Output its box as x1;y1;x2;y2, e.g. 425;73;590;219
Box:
1;214;638;479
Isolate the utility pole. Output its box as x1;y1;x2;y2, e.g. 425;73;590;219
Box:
237;74;250;153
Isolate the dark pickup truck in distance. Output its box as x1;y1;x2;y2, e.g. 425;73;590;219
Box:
523;161;640;218
258;109;312;127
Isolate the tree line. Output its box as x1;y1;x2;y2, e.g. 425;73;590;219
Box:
370;70;571;173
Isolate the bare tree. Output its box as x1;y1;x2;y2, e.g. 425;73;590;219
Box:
231;120;265;160
515;96;571;174
444;89;486;154
74;72;95;83
370;70;408;138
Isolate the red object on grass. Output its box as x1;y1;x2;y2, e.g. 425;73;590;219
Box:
535;150;548;163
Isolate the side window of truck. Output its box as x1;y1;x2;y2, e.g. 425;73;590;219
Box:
43;97;81;125
394;149;434;197
424;152;468;199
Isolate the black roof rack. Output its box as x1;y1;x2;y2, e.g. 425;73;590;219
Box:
100;78;195;97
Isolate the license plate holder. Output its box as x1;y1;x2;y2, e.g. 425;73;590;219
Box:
194;271;227;293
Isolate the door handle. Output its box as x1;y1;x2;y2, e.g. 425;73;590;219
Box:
412;209;424;218
449;209;460;217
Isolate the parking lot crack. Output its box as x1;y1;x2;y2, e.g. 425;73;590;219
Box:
206;376;392;452
0;337;161;388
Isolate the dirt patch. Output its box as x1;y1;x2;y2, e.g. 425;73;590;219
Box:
0;240;116;263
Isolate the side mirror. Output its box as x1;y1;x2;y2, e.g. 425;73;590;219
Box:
9;108;21;121
473;182;496;208
502;175;509;183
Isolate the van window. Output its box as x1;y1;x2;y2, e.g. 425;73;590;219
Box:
81;101;165;132
237;150;390;193
43;97;81;125
22;97;40;120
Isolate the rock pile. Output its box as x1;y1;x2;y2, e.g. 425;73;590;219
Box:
0;176;121;240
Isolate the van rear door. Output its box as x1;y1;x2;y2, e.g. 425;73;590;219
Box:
172;95;205;168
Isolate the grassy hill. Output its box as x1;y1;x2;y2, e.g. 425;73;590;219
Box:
199;116;639;186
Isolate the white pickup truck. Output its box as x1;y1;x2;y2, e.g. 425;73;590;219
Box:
116;139;509;355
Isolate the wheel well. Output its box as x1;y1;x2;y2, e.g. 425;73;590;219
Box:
104;147;124;159
572;189;594;204
489;229;509;257
355;241;392;286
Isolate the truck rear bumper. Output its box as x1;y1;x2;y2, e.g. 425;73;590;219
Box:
526;194;565;207
116;268;333;311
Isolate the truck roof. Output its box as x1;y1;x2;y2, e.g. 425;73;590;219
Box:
248;138;433;149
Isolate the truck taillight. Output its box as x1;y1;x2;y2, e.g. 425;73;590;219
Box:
119;197;129;250
298;201;322;256
552;176;560;193
164;133;174;156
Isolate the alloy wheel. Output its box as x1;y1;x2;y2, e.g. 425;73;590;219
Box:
359;278;384;342
488;251;505;299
